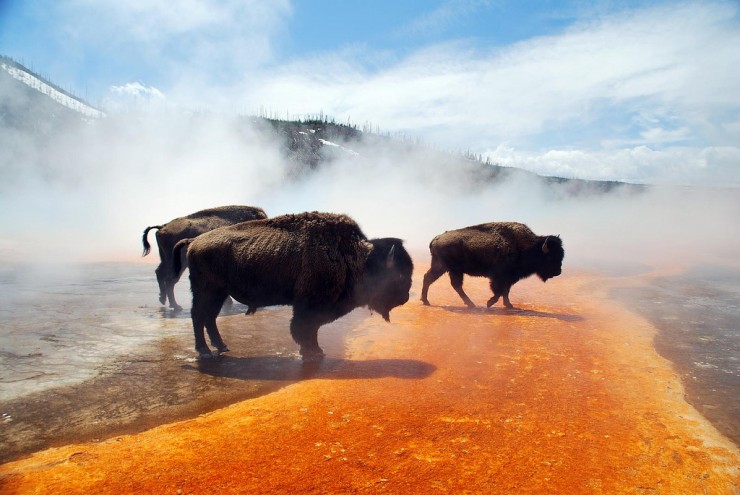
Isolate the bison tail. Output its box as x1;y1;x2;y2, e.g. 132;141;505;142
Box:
141;225;164;257
172;238;194;275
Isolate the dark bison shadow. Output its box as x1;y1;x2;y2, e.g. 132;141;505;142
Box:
188;355;437;382
436;305;585;322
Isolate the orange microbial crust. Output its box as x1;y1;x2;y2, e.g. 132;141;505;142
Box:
1;265;738;494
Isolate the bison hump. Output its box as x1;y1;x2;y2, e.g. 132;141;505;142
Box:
185;205;261;219
432;222;538;257
265;212;367;241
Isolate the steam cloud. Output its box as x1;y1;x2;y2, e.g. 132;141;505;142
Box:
1;108;739;275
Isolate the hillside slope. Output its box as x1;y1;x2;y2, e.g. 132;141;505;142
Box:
0;55;643;196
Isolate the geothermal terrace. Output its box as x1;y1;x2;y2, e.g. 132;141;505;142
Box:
0;264;738;494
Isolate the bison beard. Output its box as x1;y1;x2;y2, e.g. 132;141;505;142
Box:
141;205;267;310
420;222;564;309
173;212;413;361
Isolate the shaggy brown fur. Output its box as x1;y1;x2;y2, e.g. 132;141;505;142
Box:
431;222;539;262
421;222;564;309
174;211;413;360
142;205;267;309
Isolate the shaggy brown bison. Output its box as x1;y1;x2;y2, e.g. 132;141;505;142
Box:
142;205;267;310
420;222;564;309
172;212;413;361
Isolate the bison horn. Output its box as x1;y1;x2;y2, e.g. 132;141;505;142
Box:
386;244;396;268
542;237;550;254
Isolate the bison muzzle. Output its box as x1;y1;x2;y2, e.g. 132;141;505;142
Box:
173;212;413;361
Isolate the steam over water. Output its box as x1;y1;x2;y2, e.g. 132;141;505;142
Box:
0;262;187;401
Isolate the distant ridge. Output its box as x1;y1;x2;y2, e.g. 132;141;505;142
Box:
0;55;104;118
0;54;644;196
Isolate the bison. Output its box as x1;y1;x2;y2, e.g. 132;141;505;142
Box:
420;222;564;309
172;211;413;361
142;205;267;310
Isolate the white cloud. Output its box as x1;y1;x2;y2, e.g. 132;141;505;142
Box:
58;0;292;89
45;0;739;186
105;82;167;111
234;1;740;186
485;144;740;187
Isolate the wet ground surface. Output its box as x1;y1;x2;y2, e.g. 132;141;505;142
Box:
0;281;368;462
0;262;424;462
612;264;740;446
0;265;738;494
0;262;183;400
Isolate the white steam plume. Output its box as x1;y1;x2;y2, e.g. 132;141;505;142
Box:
1;110;738;274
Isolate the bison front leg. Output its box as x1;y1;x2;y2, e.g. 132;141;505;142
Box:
486;279;514;309
290;309;325;362
502;291;514;309
449;271;476;308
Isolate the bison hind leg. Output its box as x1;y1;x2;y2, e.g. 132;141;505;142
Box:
192;287;230;358
155;264;167;305
421;254;447;306
421;264;446;306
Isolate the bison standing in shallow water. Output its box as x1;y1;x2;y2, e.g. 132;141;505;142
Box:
172;212;413;361
142;205;267;310
421;222;564;309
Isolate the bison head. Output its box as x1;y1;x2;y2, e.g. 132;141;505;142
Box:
361;238;413;321
536;235;564;282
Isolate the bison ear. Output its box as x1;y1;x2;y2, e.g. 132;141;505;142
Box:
542;237;550;254
386;244;396;268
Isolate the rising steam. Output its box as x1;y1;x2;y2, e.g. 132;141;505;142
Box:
1;109;738;273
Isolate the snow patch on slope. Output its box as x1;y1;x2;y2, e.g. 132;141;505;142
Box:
1;62;105;119
318;138;360;156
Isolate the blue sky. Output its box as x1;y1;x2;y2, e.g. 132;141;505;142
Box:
1;0;740;186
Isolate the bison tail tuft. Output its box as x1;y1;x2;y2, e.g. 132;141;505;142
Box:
172;238;194;274
142;225;164;257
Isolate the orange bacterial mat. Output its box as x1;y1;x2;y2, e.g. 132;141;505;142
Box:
1;266;738;494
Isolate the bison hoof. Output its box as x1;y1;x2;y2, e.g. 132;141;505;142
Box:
215;344;230;354
421;298;430;306
196;347;214;360
301;350;325;363
159;295;166;305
